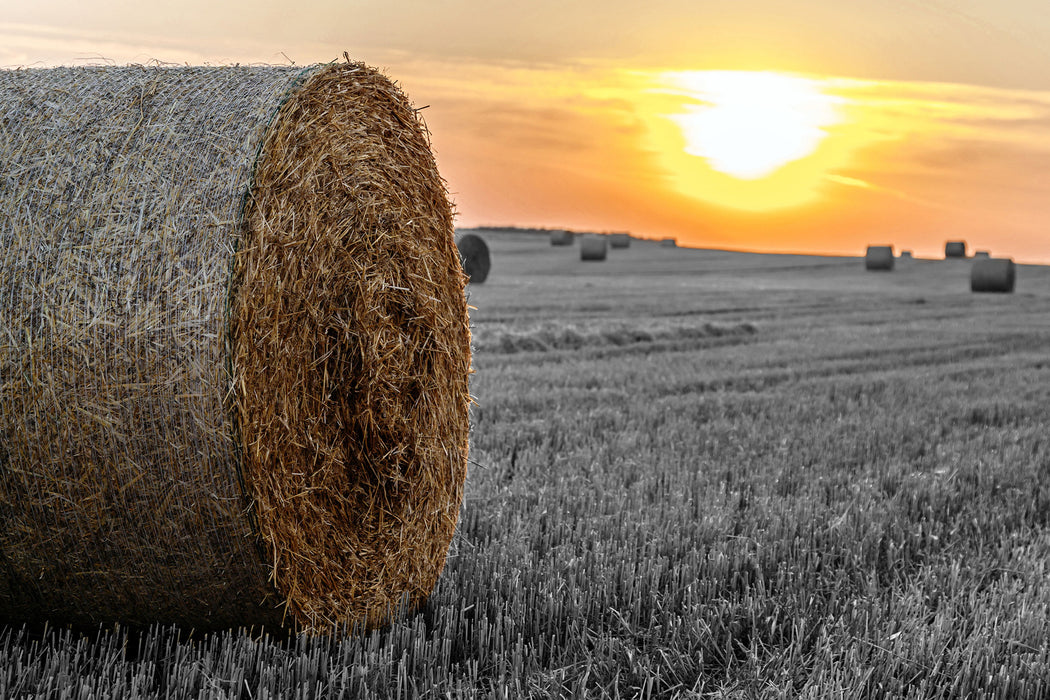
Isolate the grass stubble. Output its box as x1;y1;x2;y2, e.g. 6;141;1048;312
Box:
2;238;1049;697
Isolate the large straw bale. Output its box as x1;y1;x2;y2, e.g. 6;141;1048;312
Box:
659;238;677;248
974;250;991;259
945;240;967;258
609;233;631;249
0;61;471;634
970;257;1016;293
580;234;608;261
550;230;574;246
865;245;895;271
456;233;491;283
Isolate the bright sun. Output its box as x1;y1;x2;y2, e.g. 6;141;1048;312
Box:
666;71;843;180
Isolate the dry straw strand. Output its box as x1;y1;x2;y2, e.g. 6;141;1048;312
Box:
0;60;471;634
456;233;491;283
970;258;1016;293
580;234;608;261
865;245;895;271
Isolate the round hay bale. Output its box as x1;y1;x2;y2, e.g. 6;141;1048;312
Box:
0;62;471;633
970;257;1016;293
609;233;632;249
456;233;491;283
580;234;608;261
865;245;895;271
660;238;677;248
899;250;913;259
550;230;574;246
974;250;991;259
945;240;967;258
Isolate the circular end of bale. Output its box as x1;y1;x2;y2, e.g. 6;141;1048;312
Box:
456;233;491;283
232;63;471;632
580;234;608;261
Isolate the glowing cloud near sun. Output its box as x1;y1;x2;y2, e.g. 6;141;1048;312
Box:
663;71;844;179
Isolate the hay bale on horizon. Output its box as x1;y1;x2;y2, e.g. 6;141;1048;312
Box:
974;250;991;259
550;229;574;246
580;234;608;261
610;232;631;249
660;238;677;248
899;250;913;259
971;257;1016;293
945;240;967;258
456;233;491;283
0;62;471;634
865;245;895;271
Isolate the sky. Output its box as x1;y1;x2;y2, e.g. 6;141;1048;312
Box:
3;1;1050;261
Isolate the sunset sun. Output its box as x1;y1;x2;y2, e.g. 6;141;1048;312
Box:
667;71;843;179
643;70;859;210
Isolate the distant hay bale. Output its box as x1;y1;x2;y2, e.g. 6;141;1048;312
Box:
899;250;913;259
945;241;967;258
974;250;991;259
970;257;1016;293
456;233;491;283
660;238;677;248
865;245;895;271
609;233;631;249
550;230;574;246
0;62;471;634
580;234;608;261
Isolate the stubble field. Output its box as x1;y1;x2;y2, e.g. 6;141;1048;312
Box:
4;231;1050;698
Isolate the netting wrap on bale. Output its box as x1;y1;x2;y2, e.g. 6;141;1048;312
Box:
865;245;894;271
0;61;471;633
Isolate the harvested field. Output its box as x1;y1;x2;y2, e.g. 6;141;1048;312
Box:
3;230;1050;697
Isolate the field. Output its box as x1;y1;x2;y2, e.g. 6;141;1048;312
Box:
4;231;1050;698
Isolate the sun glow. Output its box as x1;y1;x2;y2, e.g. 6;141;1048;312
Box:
644;70;860;210
667;71;843;179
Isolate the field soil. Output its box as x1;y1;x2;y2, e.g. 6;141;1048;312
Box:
4;231;1050;698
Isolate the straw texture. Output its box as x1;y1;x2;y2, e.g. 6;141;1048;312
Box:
945;241;967;258
970;258;1016;293
0;61;470;633
864;245;894;271
580;235;608;261
456;233;491;283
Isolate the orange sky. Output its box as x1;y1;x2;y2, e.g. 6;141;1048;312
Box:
4;1;1050;261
